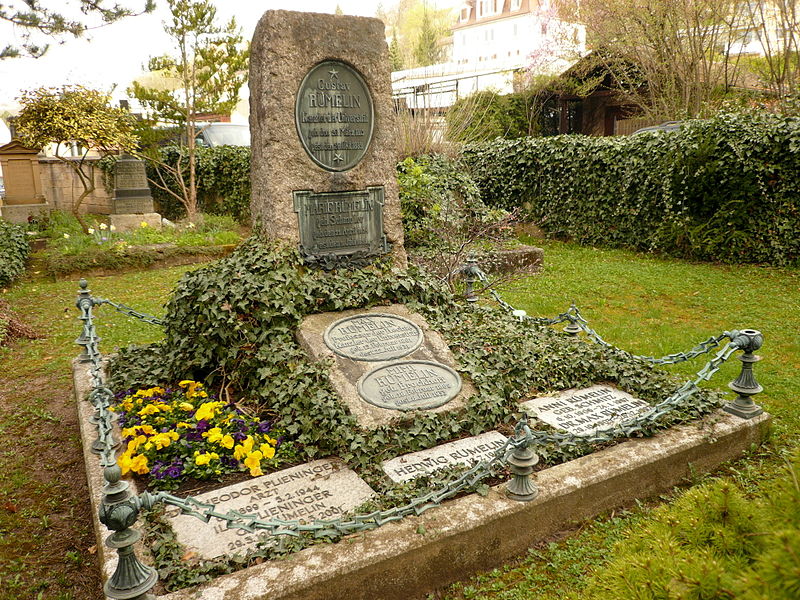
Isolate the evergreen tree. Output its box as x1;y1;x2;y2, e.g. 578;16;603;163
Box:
389;32;404;71
414;8;442;67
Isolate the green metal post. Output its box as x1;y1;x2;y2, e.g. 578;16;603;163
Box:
98;463;158;600
75;279;96;363
462;255;480;304
723;329;764;419
506;418;540;502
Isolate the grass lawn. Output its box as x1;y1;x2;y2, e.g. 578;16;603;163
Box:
0;239;797;599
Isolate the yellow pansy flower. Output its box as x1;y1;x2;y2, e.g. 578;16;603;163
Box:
194;401;222;421
220;434;235;449
204;427;223;442
130;454;149;475
233;436;254;461
194;451;219;466
151;432;177;450
244;451;263;477
137;404;162;417
260;444;276;460
179;402;194;412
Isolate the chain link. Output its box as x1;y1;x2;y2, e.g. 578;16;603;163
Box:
94;298;166;327
474;267;732;365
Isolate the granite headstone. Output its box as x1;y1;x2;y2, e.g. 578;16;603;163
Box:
249;10;406;267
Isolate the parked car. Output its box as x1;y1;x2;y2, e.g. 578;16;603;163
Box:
632;121;683;135
195;123;250;147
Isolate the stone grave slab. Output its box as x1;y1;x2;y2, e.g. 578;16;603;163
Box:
165;459;375;559
297;304;476;429
520;385;651;436
382;431;508;483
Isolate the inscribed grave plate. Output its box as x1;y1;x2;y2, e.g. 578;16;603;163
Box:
166;459;375;559
520;385;651;436
324;313;423;361
295;60;374;172
382;431;508;483
358;360;462;411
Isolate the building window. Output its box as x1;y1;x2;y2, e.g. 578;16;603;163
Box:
478;0;500;18
511;0;522;10
460;7;470;22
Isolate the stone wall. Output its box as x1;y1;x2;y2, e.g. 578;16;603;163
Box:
38;157;112;214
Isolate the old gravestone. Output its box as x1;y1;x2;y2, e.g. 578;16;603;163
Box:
520;385;652;436
249;10;406;268
109;154;162;231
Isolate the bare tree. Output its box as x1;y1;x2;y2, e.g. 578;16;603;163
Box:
579;0;747;119
743;0;800;103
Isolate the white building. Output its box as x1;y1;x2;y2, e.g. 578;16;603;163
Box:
392;0;586;109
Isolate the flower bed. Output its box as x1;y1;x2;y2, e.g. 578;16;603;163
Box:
111;380;291;490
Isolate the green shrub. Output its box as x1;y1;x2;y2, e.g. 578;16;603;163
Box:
0;221;30;287
464;112;800;266
446;90;537;143
578;454;800;600
397;154;509;249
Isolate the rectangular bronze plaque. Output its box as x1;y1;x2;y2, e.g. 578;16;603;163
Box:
293;186;388;268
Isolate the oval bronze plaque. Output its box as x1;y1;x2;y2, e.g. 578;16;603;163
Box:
358;360;462;412
295;60;374;172
324;313;423;362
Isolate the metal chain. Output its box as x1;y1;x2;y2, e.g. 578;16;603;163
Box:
94;298;166;327
473;267;731;365
77;280;742;542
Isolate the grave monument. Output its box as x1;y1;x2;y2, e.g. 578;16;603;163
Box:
0;140;49;224
108;154;162;231
74;9;771;600
249;10;406;268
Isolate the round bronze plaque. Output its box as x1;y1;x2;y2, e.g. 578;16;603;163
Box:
295;60;374;172
358;360;462;412
324;313;423;362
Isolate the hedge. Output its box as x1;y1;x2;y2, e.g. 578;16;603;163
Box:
463;112;800;266
0;221;30;287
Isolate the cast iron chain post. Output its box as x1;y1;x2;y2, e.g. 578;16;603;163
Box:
98;463;158;599
461;255;481;304
506;417;540;502
75;279;96;363
724;329;765;419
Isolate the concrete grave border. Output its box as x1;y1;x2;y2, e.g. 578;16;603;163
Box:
74;359;771;600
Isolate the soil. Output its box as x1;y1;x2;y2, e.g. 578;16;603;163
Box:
0;373;103;599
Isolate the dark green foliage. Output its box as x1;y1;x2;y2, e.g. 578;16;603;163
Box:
464;112;800;266
109;238;717;481
100;146;251;222
149;145;251;222
0;221;30;287
579;454;800;600
397;154;508;249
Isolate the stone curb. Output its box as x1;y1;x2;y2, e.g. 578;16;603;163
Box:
73;358;771;600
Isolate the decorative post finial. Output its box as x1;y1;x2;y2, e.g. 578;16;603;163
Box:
99;465;158;600
506;416;540;502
